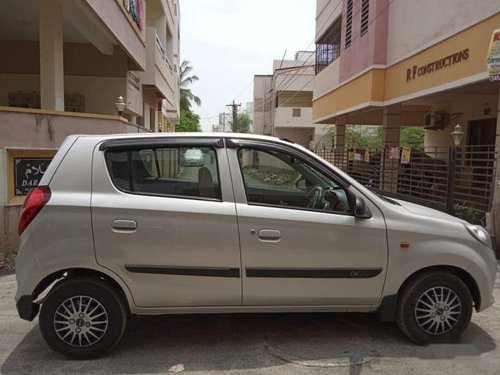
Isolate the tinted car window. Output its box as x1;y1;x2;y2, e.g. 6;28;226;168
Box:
238;148;351;213
106;146;221;200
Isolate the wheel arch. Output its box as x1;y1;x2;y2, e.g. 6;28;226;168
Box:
378;264;480;321
34;267;132;314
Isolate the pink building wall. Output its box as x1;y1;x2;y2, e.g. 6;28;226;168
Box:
339;0;389;83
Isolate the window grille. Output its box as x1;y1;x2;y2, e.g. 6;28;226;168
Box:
292;108;301;117
315;17;342;74
361;0;369;36
345;0;353;48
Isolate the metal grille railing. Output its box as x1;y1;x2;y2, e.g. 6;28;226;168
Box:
316;145;497;215
453;145;496;212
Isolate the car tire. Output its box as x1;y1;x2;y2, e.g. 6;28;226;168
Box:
396;271;473;345
39;277;128;359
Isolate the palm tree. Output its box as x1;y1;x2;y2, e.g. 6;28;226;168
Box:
180;60;201;112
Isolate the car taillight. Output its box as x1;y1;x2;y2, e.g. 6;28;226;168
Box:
18;186;51;235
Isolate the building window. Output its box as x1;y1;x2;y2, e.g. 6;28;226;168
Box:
292;108;301;117
315;17;342;74
361;0;369;36
345;0;353;49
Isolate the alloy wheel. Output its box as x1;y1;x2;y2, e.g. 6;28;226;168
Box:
414;286;462;335
53;295;109;347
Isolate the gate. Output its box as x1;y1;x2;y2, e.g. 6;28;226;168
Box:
316;145;497;220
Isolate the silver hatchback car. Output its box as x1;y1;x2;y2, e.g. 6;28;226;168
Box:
15;133;496;359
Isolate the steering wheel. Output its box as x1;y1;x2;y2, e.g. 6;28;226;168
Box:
305;186;325;209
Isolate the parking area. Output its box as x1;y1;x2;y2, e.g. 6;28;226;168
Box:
1;270;499;375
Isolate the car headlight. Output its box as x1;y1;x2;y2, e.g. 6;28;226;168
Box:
465;224;492;249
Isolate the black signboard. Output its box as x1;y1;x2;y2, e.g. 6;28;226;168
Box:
14;158;53;195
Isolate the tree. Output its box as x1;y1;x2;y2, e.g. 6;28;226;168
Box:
314;126;335;151
176;109;201;132
400;126;425;149
314;125;425;151
345;126;382;149
229;111;251;133
180;60;201;112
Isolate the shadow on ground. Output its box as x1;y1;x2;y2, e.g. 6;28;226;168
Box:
1;312;496;374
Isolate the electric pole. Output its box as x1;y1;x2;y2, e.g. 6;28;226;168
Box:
226;100;241;132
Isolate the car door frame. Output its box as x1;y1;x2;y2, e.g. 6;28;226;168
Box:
91;136;243;308
224;137;389;307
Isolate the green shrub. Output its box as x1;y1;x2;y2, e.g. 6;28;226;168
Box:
452;202;485;226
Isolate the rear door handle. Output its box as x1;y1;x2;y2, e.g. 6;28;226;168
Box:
257;229;281;242
112;220;137;232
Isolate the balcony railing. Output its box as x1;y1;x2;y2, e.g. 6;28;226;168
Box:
154;33;173;73
155;34;165;56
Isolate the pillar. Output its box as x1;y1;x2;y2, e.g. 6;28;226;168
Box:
486;90;500;255
381;104;402;192
334;116;346;168
334;116;346;151
382;104;402;148
39;0;64;111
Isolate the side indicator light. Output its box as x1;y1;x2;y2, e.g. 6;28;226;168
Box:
400;242;411;249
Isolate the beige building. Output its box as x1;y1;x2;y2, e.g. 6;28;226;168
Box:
0;0;181;263
253;52;329;149
313;0;500;245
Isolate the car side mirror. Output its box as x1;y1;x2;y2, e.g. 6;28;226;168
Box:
354;196;372;219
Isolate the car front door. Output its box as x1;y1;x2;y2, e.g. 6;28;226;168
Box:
227;139;388;306
91;138;242;308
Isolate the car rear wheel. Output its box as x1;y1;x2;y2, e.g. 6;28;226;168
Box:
39;277;127;359
396;271;473;344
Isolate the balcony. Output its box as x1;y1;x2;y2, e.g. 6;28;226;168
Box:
0;106;147;150
140;27;177;107
274;107;313;128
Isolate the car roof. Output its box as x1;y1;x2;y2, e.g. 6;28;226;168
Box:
69;132;300;149
71;132;285;142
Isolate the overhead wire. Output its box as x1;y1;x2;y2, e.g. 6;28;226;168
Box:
254;0;397;117
221;0;342;115
215;0;398;126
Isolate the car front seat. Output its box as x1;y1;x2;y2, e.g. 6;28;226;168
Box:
198;167;217;199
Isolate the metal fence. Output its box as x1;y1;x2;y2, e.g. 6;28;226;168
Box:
316;145;497;215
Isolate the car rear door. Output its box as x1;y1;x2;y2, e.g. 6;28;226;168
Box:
91;137;242;308
226;139;388;306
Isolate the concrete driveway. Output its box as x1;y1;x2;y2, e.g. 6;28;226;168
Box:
1;271;499;375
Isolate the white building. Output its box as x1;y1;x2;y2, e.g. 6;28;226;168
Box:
253;51;329;148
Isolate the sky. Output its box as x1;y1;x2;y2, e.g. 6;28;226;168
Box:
180;0;316;131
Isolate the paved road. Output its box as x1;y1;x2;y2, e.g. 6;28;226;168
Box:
1;271;499;374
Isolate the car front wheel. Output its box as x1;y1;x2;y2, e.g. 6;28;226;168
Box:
39;277;128;359
396;271;473;344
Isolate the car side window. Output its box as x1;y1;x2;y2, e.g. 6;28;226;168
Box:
238;148;352;214
105;146;221;200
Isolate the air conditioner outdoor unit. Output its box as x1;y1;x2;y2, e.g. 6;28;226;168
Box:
424;111;449;130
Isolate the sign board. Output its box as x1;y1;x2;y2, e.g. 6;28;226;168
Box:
364;149;370;162
14;157;52;195
401;147;411;164
389;147;400;160
406;48;469;81
487;29;500;82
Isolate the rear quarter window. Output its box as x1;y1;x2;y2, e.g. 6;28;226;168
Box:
105;146;221;200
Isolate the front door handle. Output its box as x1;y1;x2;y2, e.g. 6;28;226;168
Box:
257;229;281;242
112;219;137;232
